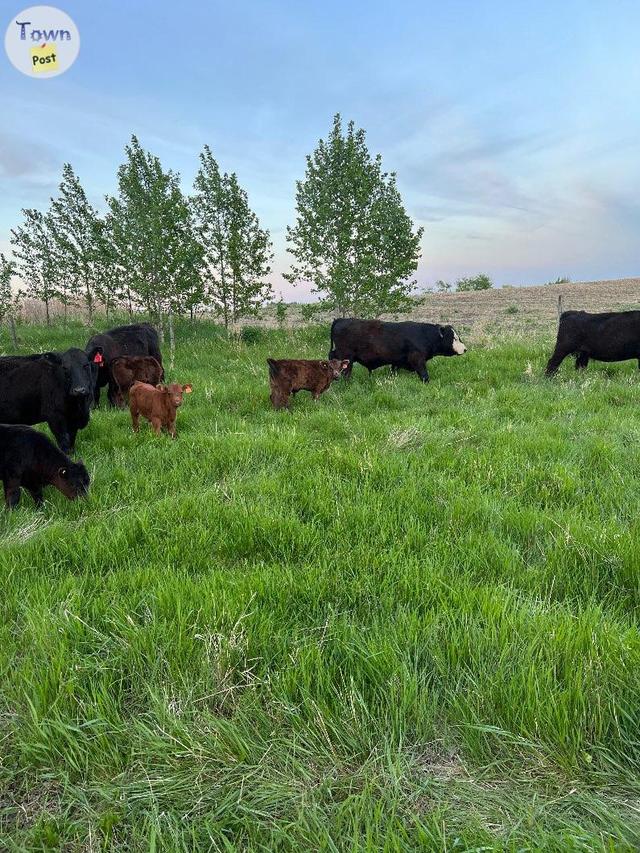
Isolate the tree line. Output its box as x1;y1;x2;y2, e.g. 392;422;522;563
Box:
1;114;433;350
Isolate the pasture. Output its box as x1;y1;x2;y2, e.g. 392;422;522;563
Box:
1;320;640;851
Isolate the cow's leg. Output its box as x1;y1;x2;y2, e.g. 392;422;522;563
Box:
130;403;140;433
48;419;72;455
575;352;589;370
270;382;290;410
67;426;79;454
4;478;21;510
93;384;101;407
545;346;569;376
408;352;429;382
151;418;162;436
341;359;354;380
107;378;119;408
28;486;44;507
169;417;177;439
113;384;126;409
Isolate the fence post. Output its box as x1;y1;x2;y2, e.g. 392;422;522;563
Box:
557;294;564;320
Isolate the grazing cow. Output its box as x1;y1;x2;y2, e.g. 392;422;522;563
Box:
110;355;164;407
0;347;103;454
329;318;467;382
267;358;350;410
85;323;163;406
129;382;192;438
0;424;90;509
546;310;640;375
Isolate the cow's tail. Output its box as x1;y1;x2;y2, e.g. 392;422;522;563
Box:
329;318;339;359
267;358;279;379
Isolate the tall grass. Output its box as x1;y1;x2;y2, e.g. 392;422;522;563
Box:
1;321;639;850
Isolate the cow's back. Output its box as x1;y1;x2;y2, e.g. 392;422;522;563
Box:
332;318;429;360
87;323;161;363
0;356;57;423
557;310;640;361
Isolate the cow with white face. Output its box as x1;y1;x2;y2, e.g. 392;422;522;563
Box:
329;318;467;383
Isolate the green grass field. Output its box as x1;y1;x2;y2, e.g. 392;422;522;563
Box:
1;320;640;851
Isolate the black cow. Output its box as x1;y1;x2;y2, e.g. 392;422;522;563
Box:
0;424;90;509
0;346;102;454
546;310;640;375
329;318;467;382
85;323;163;406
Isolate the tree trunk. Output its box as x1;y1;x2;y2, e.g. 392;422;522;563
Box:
9;315;17;348
168;310;175;369
45;297;50;326
86;280;93;325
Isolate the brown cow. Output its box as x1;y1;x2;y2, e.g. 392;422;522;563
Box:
267;358;349;410
110;355;163;407
129;382;193;438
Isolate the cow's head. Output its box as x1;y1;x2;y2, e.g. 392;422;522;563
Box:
157;382;192;408
58;347;103;397
54;460;90;500
325;359;350;379
86;346;105;391
438;326;467;356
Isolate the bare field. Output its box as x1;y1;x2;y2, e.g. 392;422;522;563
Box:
262;277;640;341
16;277;640;344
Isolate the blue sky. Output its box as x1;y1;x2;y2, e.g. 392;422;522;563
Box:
1;0;638;298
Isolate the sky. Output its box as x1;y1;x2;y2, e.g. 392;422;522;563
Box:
1;0;638;299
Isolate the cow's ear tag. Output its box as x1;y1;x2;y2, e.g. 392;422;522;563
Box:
93;353;103;364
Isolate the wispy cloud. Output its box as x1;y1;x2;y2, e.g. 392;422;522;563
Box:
0;132;59;182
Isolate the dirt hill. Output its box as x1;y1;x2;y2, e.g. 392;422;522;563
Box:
19;277;640;343
263;277;640;342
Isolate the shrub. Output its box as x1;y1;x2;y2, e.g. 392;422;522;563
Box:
240;325;264;344
545;276;571;286
275;297;288;327
300;303;318;323
506;304;519;315
435;279;452;293
456;274;493;292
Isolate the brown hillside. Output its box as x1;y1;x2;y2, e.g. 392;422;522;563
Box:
264;277;640;342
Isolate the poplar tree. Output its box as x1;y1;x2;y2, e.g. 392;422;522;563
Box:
285;114;423;317
10;208;61;325
0;253;20;347
49;163;102;323
192;145;273;329
107;136;203;363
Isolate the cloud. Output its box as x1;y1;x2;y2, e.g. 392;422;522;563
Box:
0;132;59;182
578;184;640;231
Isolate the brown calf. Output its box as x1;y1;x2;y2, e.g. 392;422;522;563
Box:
267;358;349;410
111;355;164;407
129;382;193;438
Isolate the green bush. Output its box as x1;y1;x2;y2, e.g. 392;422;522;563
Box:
300;303;318;323
456;273;493;292
275;297;288;326
240;325;265;344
